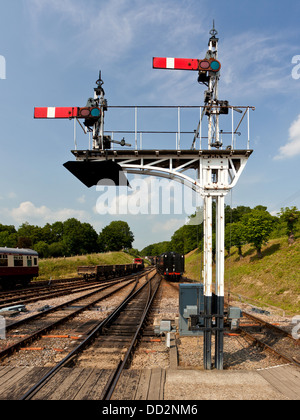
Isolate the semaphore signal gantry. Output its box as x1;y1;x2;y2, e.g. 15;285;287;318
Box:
34;23;255;371
34;72;131;151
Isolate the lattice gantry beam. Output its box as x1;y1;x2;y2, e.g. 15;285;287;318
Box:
71;149;252;195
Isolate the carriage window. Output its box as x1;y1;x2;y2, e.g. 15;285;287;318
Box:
14;255;23;267
34;257;38;266
0;254;8;267
27;256;32;267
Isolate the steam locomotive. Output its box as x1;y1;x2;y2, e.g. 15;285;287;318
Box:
156;251;185;281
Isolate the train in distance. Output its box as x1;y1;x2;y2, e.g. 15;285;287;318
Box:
156;251;185;281
133;257;144;268
0;247;39;289
78;259;145;281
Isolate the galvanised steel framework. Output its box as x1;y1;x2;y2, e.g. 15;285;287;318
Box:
34;24;254;370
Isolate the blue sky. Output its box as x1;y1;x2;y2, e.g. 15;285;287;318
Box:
0;0;300;250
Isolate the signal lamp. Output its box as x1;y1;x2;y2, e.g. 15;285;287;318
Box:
199;60;210;70
210;60;221;71
91;108;101;117
198;59;221;72
78;107;101;119
218;100;229;115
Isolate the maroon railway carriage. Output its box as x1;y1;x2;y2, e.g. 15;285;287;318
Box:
0;247;39;289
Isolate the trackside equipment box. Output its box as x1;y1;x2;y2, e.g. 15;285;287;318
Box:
179;284;204;336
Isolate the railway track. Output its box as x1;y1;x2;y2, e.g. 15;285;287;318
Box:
0;276;82;293
0;274;146;361
239;311;300;366
98;273;161;400
17;270;160;400
0;269;149;310
0;279;104;310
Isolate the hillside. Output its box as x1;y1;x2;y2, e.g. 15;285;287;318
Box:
38;251;138;280
184;238;300;315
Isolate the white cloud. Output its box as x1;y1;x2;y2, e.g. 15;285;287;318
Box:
0;192;17;200
7;201;88;225
25;0;205;67
152;218;183;233
77;195;86;204
219;31;298;102
274;114;300;160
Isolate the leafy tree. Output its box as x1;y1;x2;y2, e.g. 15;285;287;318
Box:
225;205;252;225
140;241;172;256
170;226;186;254
63;218;98;256
34;241;50;258
242;208;275;258
168;210;204;255
0;230;18;248
279;206;300;245
18;222;43;245
225;222;246;258
17;236;32;249
0;224;17;235
99;221;134;251
50;221;64;243
48;242;67;258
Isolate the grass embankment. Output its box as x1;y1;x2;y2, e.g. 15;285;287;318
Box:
38;252;137;281
184;238;300;315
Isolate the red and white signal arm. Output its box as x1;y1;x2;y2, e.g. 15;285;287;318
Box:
34;107;79;119
34;106;101;120
153;57;221;72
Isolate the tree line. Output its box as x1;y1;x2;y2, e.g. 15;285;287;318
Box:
140;206;300;259
1;205;299;260
0;219;134;258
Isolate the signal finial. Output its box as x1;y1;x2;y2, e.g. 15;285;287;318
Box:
209;20;218;38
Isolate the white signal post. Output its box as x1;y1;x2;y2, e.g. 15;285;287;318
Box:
153;22;252;370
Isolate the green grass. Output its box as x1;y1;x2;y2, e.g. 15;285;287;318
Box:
184;237;300;315
38;251;138;280
184;248;203;282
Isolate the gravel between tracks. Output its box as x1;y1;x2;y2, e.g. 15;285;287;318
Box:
1;277;297;371
131;279;297;371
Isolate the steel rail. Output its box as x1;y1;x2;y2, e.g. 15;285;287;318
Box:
0;279;103;309
241;311;297;341
19;270;156;400
239;329;300;367
0;276;138;360
0;277;83;296
101;273;161;400
0;278;82;299
4;275;139;332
